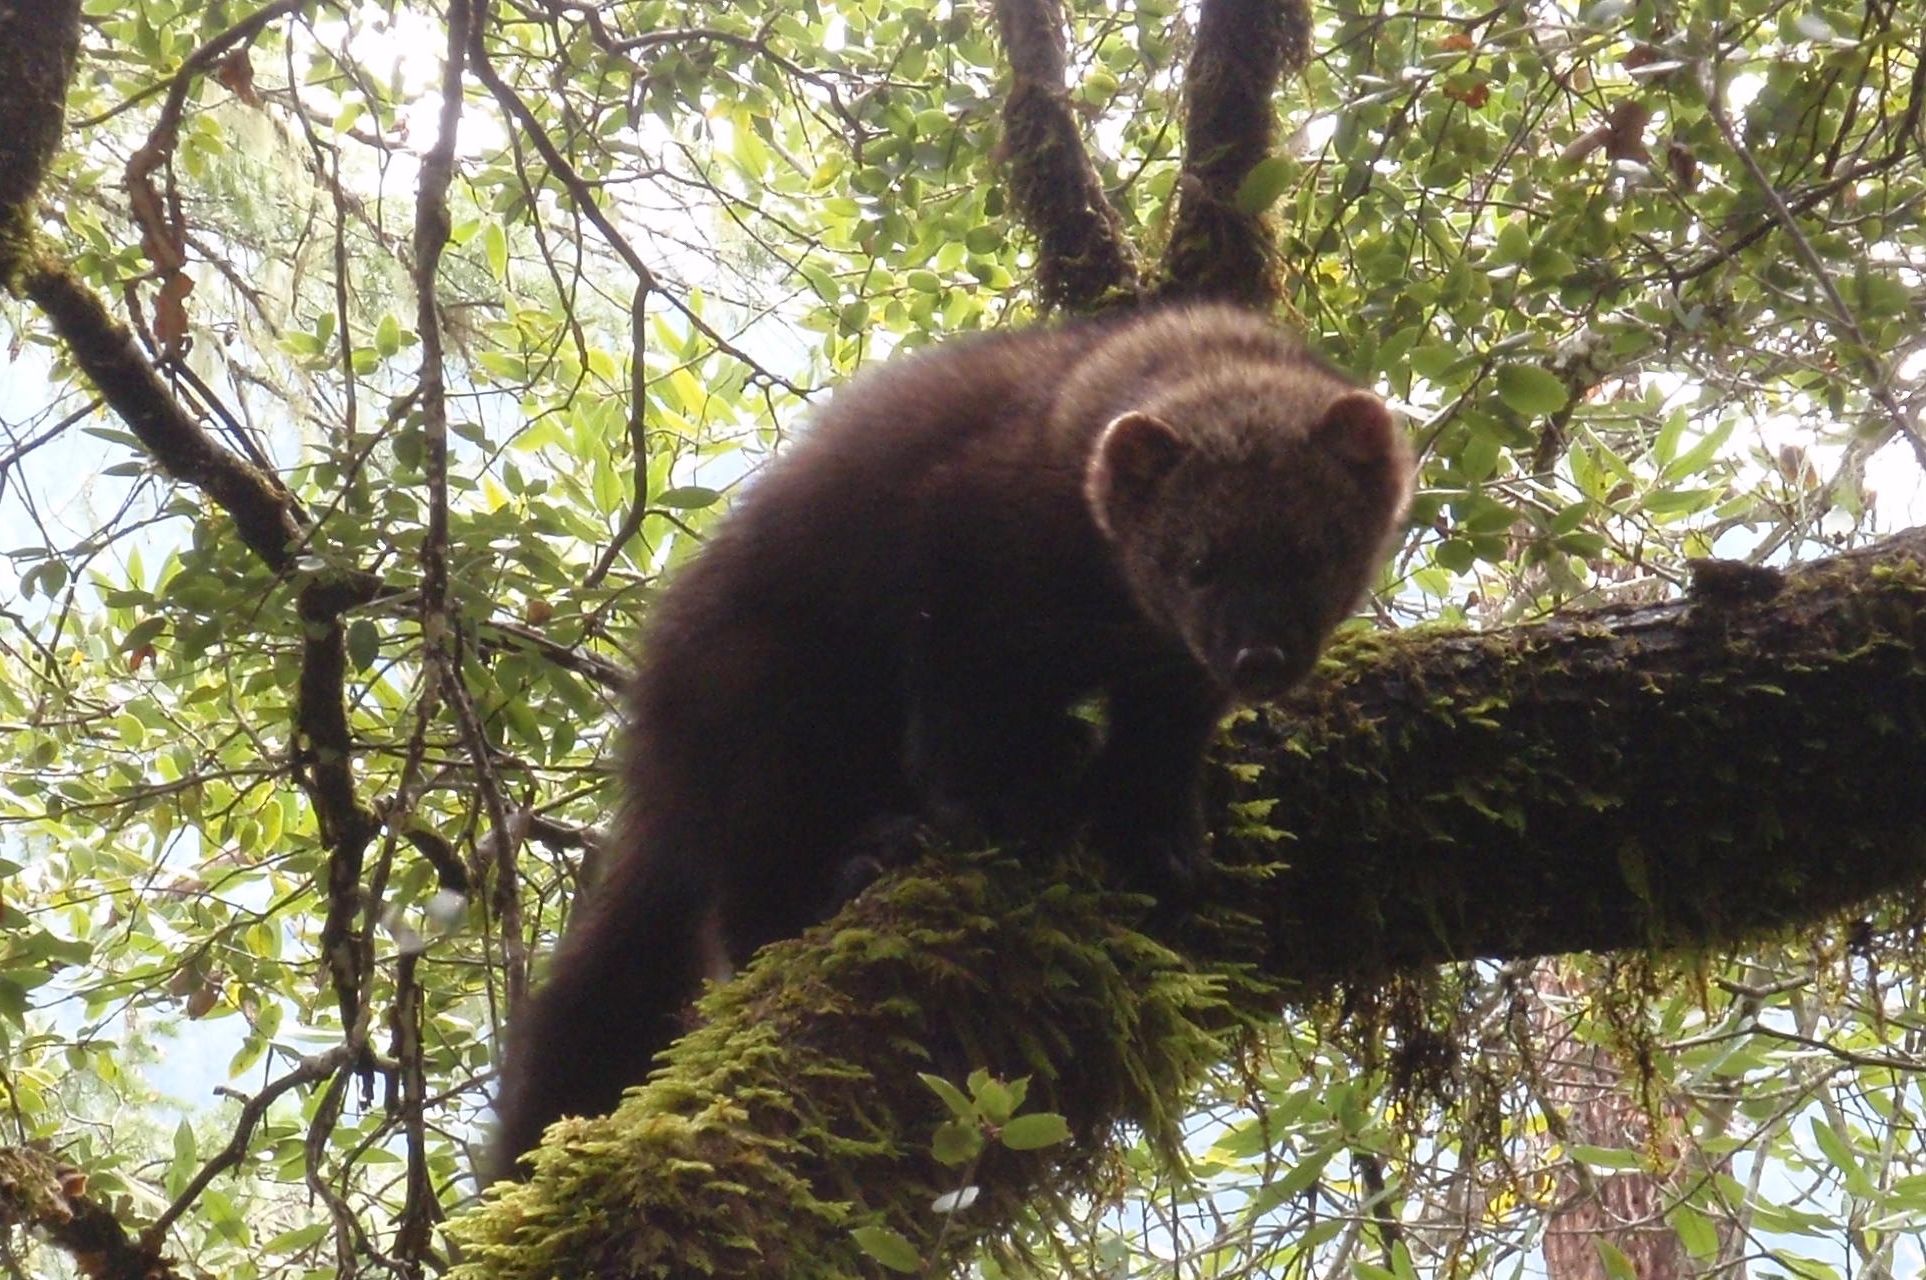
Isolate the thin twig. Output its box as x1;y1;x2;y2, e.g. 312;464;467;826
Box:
1699;58;1926;471
141;1046;357;1248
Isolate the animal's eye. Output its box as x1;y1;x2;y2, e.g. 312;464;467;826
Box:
1182;551;1222;586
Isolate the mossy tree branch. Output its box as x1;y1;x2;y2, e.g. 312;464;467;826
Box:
454;532;1926;1277
1157;0;1312;303
454;852;1262;1280
0;1148;185;1280
0;0;78;218
1242;536;1926;978
990;0;1143;312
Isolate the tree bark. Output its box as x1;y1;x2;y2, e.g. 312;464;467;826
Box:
1531;961;1746;1280
0;0;79;212
1245;542;1926;980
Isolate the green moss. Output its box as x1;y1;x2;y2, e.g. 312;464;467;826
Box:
452;849;1282;1279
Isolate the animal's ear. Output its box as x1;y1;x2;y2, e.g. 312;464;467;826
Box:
1087;411;1188;537
1312;390;1414;514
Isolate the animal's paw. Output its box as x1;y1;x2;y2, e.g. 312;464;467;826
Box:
830;814;937;905
1088;809;1208;910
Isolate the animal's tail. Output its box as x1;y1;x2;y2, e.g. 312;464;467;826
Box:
487;849;716;1181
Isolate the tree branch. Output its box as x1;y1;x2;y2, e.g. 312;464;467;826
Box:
1245;535;1926;978
0;1147;185;1280
140;1047;357;1249
0;0;79;212
990;0;1142;313
1158;0;1311;305
453;529;1926;1277
1698;58;1926;472
466;12;803;392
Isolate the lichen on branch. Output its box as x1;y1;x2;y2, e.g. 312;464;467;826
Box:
1159;0;1312;304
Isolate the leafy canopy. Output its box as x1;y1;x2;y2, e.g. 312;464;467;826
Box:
1;0;1923;1276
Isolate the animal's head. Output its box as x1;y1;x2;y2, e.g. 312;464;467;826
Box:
1085;384;1412;700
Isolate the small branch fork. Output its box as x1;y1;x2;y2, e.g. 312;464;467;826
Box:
987;0;1312;312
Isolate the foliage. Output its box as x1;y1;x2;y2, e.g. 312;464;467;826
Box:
0;0;1923;1276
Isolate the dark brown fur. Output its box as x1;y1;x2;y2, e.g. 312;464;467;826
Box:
490;305;1413;1174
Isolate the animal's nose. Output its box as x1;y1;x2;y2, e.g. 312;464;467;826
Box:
1231;644;1294;696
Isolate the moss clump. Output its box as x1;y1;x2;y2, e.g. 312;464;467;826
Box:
452;848;1281;1279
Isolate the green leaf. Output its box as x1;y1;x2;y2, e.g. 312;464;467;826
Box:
484;221;509;280
931;1120;982;1165
173;1116;198;1167
1669;1204;1719;1259
1456;493;1518;533
1595;1239;1638;1280
262;1221;332;1253
347;619;380;671
1662;420;1736;482
1435;538;1476;572
1409;342;1466;381
850;1225;921;1272
999;1112;1070;1151
1811;1117;1879;1198
122;615;167;652
974;1077;1016;1125
1567;1144;1645;1171
1652;407;1688;466
839;299;871;335
1494;364;1570;416
1233;155;1295;215
1243;1145;1333;1216
920;1073;974;1121
655;486;721;510
1641;488;1718;515
374;313;402;357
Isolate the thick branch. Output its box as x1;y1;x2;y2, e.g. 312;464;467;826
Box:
454;854;1242;1279
0;1147;185;1280
0;0;80;212
991;0;1142;313
1246;535;1926;978
454;530;1926;1279
1158;0;1310;304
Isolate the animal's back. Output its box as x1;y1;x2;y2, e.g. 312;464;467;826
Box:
624;323;1102;859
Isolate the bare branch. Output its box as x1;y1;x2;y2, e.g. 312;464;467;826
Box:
141;1047;358;1248
467;10;803;392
